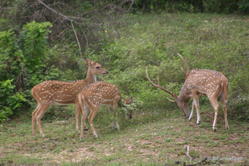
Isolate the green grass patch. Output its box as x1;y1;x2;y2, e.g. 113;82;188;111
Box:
2;108;248;165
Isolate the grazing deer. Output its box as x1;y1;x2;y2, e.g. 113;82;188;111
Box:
31;59;108;137
76;81;121;139
146;54;229;131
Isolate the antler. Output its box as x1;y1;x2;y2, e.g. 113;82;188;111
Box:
177;53;190;77
145;67;177;100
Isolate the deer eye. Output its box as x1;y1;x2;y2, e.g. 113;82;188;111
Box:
96;66;100;69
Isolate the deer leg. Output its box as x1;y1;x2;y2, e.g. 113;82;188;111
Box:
221;98;229;130
193;97;201;125
188;100;195;121
128;109;133;119
209;97;219;131
223;104;229;129
113;103;120;131
223;104;229;130
221;86;229;130
108;105;119;130
32;104;41;136
83;105;89;131
77;95;89;131
75;103;81;131
36;104;49;137
107;106;115;128
88;107;98;138
80;105;88;139
114;111;120;131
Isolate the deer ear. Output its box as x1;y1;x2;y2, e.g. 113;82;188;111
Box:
85;59;91;65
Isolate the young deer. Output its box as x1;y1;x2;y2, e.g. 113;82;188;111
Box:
76;81;121;139
146;54;229;131
31;59;108;137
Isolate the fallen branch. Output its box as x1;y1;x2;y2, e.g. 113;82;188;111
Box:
37;0;72;21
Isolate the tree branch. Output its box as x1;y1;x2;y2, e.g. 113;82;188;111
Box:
37;0;71;21
70;21;82;57
37;0;84;57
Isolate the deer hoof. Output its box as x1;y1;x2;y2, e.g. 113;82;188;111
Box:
93;132;98;138
114;122;120;131
196;121;201;125
213;128;217;132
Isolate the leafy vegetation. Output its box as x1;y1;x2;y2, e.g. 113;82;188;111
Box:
0;21;59;122
133;0;249;13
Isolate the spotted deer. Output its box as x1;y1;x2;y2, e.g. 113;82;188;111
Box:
146;54;229;131
76;81;121;139
31;59;108;137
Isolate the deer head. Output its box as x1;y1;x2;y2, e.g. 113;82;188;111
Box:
175;97;189;117
123;97;133;105
86;59;108;76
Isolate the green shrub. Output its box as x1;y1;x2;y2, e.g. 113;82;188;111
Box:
0;21;56;122
239;0;249;13
134;0;248;14
20;21;52;71
0;80;26;122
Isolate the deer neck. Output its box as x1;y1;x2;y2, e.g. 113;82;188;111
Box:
85;68;97;84
178;86;190;102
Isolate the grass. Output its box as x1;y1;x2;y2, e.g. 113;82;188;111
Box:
0;108;249;166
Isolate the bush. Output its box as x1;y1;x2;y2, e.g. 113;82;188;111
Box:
20;21;52;70
0;80;26;122
0;21;57;122
134;0;248;14
239;0;249;14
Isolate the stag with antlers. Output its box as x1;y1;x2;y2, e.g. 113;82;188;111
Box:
31;59;108;137
146;54;229;131
76;81;121;139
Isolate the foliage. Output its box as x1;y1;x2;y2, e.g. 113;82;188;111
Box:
238;0;249;13
0;80;14;121
0;80;26;122
0;30;24;122
20;21;52;71
0;30;22;81
134;0;249;13
0;21;58;122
